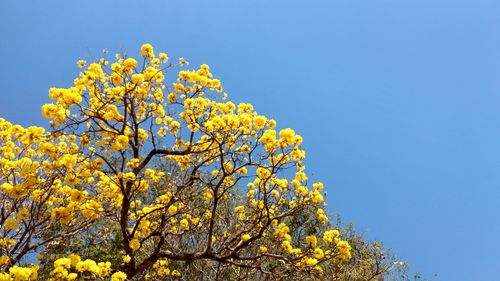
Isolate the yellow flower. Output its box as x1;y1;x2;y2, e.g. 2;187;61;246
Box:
179;219;189;230
305;257;318;266
51;207;72;224
111;73;123;85
311;190;324;203
268;119;277;128
75;259;99;273
173;83;185;93
54;257;72;269
241;234;251;241
313;182;324;191
170;121;180;134
271;190;280;197
123;58;137;71
129;239;140;252
323;229;340;243
122;255;131;263
0;256;9;266
172;270;181;277
159;52;168;62
140;43;155;58
336;240;352;260
168;205;178;215
256;167;271;180
112;135;129;151
234;206;245;213
295;171;308;182
151;58;160;66
8;266;38;281
167;93;177;103
4;218;19;230
70;189;85;202
253;116;267;130
313;248;324;259
306;235;317;247
111;271;127;281
16;208;29;221
68;254;81;266
131;74;144;84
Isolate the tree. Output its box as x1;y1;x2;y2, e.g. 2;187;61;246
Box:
0;43;405;280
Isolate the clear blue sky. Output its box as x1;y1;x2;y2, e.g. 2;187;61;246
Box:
1;0;499;280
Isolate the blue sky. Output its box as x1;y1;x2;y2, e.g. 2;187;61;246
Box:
1;0;499;280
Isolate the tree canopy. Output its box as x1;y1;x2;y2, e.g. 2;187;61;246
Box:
0;44;410;281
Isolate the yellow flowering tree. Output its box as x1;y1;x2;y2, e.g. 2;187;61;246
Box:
1;44;355;280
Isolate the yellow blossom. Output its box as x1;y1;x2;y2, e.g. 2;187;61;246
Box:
140;43;155;58
306;235;317;247
168;205;178;215
129;239;140;252
4;218;18;230
241;234;251;241
111;271;127;281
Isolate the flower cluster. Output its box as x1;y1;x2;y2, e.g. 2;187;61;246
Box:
49;255;126;281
